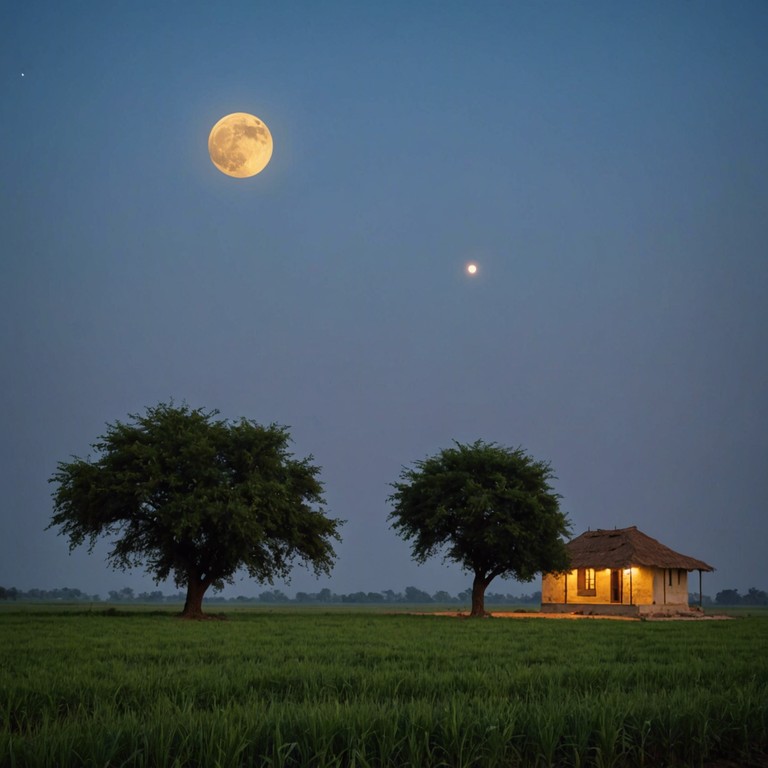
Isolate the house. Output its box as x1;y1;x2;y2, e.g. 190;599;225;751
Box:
541;526;714;616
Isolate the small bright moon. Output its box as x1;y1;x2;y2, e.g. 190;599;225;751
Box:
466;263;478;275
208;112;273;178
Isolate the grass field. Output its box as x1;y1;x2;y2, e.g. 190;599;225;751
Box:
1;606;767;767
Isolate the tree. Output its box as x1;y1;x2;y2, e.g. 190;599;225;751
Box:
742;587;768;606
715;589;741;605
342;591;368;603
258;589;289;603
107;587;135;602
138;590;165;603
388;440;571;617
49;403;342;619
404;586;433;603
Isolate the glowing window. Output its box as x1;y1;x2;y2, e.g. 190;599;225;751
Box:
577;568;596;596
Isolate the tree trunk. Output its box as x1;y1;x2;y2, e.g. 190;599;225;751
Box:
180;574;209;619
470;573;489;618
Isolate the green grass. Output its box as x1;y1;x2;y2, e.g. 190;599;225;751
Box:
1;608;766;767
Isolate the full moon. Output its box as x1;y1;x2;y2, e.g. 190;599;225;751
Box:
208;113;273;178
466;263;478;275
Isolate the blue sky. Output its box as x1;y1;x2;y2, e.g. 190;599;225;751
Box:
2;1;766;599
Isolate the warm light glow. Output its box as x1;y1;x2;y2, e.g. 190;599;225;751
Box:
466;263;478;275
208;113;273;178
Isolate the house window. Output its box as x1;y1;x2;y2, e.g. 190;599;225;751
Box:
577;568;596;596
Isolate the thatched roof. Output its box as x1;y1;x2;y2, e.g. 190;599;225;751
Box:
564;526;714;571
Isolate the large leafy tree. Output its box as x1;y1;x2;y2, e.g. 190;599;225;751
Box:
48;403;342;618
388;440;571;617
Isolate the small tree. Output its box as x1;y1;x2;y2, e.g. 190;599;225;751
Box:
49;403;342;618
388;440;571;617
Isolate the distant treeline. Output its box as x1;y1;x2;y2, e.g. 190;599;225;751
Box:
712;587;768;606
0;585;543;605
3;585;766;606
688;588;768;606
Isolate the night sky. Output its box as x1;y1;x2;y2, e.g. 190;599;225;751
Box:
2;1;767;600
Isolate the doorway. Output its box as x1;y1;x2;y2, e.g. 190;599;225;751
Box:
610;569;623;603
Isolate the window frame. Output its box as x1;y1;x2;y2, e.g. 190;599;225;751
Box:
577;567;597;597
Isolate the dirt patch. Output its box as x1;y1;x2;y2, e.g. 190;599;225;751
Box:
426;611;734;621
492;611;637;620
641;614;735;621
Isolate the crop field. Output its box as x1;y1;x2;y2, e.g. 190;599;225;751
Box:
1;607;767;767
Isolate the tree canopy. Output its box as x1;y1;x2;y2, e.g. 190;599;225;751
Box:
48;403;342;618
388;440;571;616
